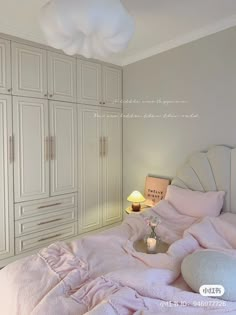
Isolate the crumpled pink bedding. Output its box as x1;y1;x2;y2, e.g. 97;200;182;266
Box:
1;200;236;315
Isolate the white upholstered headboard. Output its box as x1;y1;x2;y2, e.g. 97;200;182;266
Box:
171;145;236;213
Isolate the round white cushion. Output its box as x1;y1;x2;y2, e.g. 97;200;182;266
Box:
181;250;236;301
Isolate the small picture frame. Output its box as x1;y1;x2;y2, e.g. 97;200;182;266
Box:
144;176;170;207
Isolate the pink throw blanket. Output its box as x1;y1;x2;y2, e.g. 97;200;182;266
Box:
1;200;236;315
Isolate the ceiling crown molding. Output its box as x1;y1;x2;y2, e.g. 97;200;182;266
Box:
122;14;236;66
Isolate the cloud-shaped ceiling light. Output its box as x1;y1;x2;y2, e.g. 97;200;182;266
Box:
40;0;134;59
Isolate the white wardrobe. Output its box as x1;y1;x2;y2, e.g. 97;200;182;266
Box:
0;36;122;266
79;105;122;233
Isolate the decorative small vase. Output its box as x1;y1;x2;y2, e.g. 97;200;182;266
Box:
146;226;159;254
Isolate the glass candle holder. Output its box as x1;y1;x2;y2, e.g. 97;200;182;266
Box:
146;227;159;253
144;216;161;254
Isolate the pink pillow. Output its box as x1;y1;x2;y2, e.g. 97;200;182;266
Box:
165;185;225;217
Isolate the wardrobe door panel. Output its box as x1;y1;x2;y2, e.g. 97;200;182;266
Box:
103;66;122;108
0;38;11;95
13;97;49;202
78;105;103;233
0;95;14;259
50;101;77;195
48;52;76;102
102;108;122;226
12;42;47;98
77;60;102;105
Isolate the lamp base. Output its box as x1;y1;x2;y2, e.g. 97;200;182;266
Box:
132;203;141;212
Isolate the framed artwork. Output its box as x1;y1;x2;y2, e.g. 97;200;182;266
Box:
144;176;170;206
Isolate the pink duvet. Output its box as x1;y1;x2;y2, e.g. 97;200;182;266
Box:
1;200;236;315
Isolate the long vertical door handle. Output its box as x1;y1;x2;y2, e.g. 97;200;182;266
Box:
103;137;106;156
45;137;49;161
50;136;54;160
53;136;56;160
50;136;53;160
105;137;108;156
9;136;12;163
9;135;14;163
99;137;103;156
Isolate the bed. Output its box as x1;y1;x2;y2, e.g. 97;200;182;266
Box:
1;145;236;315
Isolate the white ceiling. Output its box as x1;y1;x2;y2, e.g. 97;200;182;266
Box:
0;0;236;65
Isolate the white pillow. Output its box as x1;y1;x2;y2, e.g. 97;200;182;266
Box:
181;250;236;301
165;185;225;217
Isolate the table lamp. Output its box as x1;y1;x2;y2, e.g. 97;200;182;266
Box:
127;191;146;212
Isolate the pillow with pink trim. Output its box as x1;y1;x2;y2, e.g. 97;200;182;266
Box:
165;185;225;217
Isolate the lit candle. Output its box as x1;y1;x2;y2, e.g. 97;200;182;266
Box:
147;237;156;253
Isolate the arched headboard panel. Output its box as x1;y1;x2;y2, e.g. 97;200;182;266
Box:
171;145;236;213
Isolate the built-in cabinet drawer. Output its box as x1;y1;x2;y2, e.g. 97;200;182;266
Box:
15;193;77;219
15;223;77;254
15;208;77;237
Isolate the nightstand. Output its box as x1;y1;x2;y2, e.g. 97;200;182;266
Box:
125;204;151;214
133;239;169;254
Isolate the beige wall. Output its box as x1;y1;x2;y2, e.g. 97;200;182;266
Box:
123;26;236;207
